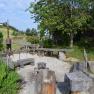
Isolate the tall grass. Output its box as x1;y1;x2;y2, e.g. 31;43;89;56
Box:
0;59;20;94
66;46;94;61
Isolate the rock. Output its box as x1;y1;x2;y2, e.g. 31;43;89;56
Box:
59;52;66;61
65;71;93;92
88;61;94;73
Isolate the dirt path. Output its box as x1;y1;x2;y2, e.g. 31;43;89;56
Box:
15;54;71;94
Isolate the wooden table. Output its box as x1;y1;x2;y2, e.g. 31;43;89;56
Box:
33;48;73;56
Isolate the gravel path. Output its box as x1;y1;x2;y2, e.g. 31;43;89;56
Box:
11;53;71;94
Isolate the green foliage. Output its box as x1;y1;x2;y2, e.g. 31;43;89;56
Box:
29;0;94;48
12;30;25;36
30;0;89;32
27;36;39;44
26;28;39;44
76;30;94;48
12;31;18;36
31;28;38;36
66;46;84;60
0;32;3;51
26;28;37;36
26;28;31;36
66;46;94;61
43;39;53;48
0;59;20;94
29;0;92;47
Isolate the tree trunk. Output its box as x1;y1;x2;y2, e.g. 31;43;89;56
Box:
70;33;74;48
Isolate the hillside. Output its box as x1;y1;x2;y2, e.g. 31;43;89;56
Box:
0;24;24;39
0;24;26;50
0;25;13;39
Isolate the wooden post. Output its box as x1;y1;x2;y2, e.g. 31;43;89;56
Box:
19;51;20;60
84;49;88;71
7;23;9;38
6;54;9;66
6;20;12;52
41;71;56;94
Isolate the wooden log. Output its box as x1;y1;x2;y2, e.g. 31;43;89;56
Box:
41;71;56;94
42;83;56;94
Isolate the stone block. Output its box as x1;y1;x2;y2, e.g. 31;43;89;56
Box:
88;61;94;73
59;52;66;61
66;71;92;92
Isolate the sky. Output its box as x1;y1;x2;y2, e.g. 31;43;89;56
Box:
0;0;37;31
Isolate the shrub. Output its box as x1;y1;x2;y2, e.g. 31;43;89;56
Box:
0;59;20;94
27;36;39;44
12;31;18;36
43;39;53;48
0;32;3;51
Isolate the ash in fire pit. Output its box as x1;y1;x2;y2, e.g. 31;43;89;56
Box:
38;62;46;69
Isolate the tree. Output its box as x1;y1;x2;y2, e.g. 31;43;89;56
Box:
27;36;39;44
26;28;31;36
29;0;92;47
12;30;18;36
26;28;38;36
63;3;91;47
31;28;38;36
26;28;39;44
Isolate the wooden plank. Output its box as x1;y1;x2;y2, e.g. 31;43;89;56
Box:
37;48;73;52
41;71;56;94
0;48;73;56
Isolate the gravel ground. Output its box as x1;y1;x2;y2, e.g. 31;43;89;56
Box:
10;53;71;94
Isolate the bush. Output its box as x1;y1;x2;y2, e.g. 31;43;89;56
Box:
12;31;18;36
0;59;20;94
43;39;53;48
0;32;3;51
27;36;39;44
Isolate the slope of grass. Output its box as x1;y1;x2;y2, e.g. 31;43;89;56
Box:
0;25;14;39
66;46;94;61
0;25;25;50
0;59;21;94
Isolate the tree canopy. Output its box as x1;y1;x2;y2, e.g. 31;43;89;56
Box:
26;28;38;36
29;0;94;47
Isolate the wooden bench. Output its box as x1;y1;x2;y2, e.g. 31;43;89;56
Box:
9;58;35;69
17;58;34;66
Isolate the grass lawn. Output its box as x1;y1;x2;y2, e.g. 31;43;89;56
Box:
12;44;22;50
66;46;94;61
0;25;14;39
0;25;25;50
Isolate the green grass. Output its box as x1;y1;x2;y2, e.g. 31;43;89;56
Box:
87;48;94;61
66;46;94;61
0;25;14;39
12;44;21;50
0;59;21;94
0;25;25;50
